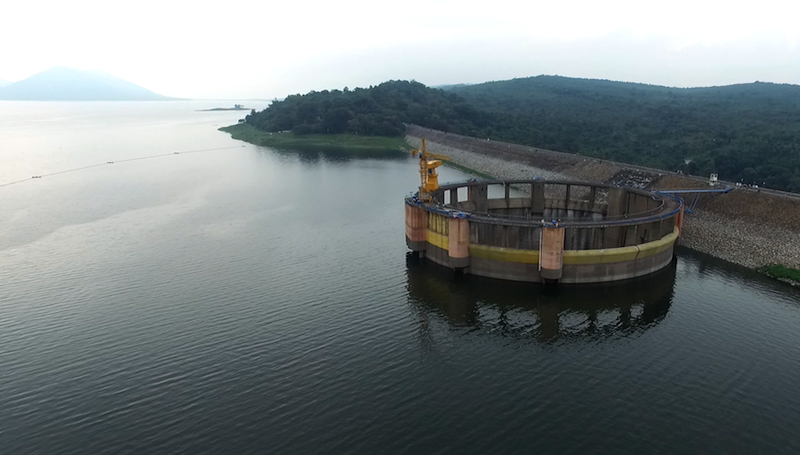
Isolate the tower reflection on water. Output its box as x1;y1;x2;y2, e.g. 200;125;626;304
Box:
405;255;676;343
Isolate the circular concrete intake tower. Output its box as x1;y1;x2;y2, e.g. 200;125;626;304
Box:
405;180;684;284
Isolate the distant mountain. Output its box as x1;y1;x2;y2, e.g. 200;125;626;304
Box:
0;78;10;87
0;66;174;101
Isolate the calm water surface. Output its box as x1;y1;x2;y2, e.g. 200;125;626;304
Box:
2;102;800;454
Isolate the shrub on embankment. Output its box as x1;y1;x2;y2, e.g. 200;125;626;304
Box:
759;265;800;285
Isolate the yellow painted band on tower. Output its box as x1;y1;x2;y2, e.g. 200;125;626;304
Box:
469;244;540;264
426;230;449;251
466;227;679;265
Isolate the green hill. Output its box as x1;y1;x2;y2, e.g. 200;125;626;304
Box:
244;80;488;136
450;76;800;191
242;76;800;192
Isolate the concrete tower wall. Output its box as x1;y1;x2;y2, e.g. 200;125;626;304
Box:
406;180;682;284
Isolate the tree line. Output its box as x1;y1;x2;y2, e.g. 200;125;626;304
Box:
245;80;487;137
245;76;800;192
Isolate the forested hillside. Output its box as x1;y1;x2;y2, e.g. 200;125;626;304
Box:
244;77;800;192
245;80;488;136
450;77;800;191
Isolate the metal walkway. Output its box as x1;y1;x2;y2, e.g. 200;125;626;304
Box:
656;187;733;213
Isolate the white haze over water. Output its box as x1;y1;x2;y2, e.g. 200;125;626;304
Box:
1;0;799;99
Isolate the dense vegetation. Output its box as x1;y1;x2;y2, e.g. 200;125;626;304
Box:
244;77;800;192
450;77;800;192
244;80;487;137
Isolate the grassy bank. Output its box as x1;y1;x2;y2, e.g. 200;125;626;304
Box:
759;265;800;286
221;124;490;178
220;123;412;152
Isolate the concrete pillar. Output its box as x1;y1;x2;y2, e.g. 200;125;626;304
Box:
540;224;565;281
468;185;488;212
607;187;628;217
405;203;428;252
450;188;459;207
474;184;488;213
624;224;639;246
630;193;650;215
448;217;470;268
605;188;628;247
531;182;545;215
592;227;604;249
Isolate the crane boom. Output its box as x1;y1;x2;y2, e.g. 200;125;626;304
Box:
411;137;450;201
424;151;451;161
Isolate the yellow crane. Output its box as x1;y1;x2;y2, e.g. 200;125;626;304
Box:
411;137;450;201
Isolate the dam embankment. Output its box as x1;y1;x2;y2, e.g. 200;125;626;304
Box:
406;125;800;270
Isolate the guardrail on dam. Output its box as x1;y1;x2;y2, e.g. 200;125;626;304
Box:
405;179;684;284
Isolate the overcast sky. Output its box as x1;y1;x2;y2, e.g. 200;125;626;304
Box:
2;0;799;99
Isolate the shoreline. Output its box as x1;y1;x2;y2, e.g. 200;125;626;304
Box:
220;123;411;152
218;124;485;175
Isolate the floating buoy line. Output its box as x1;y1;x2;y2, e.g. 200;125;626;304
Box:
0;145;246;189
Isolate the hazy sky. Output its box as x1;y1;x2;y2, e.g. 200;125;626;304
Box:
2;0;799;99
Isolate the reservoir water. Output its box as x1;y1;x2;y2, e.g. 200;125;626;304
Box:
2;102;800;454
